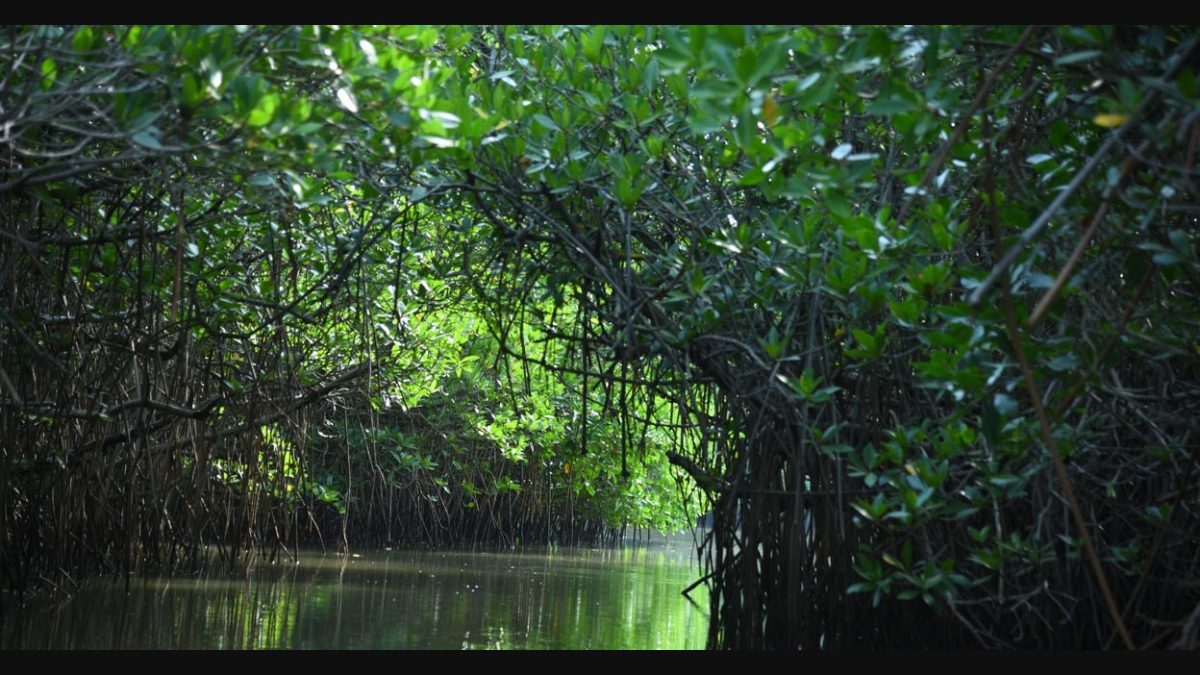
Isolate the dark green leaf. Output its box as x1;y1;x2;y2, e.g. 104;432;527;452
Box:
866;97;916;116
993;392;1018;416
1177;68;1197;98
1046;353;1080;372
1152;250;1181;266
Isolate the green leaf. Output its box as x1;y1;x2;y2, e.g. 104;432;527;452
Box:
840;57;880;75
824;191;852;219
231;75;262;112
1046;353;1080;371
288;98;313;125
993;392;1018;416
292;121;323;136
1054;50;1102;66
73;27;94;52
40;58;57;89
889;297;924;325
691;79;740;100
748;40;786;88
738;166;767;187
131;130;164;150
851;328;876;352
794;76;836;110
533;114;559;131
583;26;607;64
1118;78;1140;109
247;93;279;127
336;87;359;114
1152;251;1180;266
181;74;202;108
717;25;746;49
1177;68;1197;99
735;48;758;86
761;326;786;360
798;367;819;397
865;97;916;116
1168;229;1189;255
420;136;458;149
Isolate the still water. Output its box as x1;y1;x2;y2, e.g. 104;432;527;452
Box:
2;537;709;649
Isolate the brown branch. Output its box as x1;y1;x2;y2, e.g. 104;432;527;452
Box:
101;395;222;419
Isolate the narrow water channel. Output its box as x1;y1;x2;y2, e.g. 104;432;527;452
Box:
1;535;709;649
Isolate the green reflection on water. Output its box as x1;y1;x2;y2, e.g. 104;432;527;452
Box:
2;539;710;650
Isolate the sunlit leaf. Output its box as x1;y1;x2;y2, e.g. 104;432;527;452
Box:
762;93;779;128
1092;113;1128;128
336;87;359;114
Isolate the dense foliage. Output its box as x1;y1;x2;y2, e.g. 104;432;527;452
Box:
3;25;1199;649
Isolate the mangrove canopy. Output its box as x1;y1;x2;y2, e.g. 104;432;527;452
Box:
2;25;1199;649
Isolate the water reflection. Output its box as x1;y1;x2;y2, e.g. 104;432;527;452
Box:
2;539;710;649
